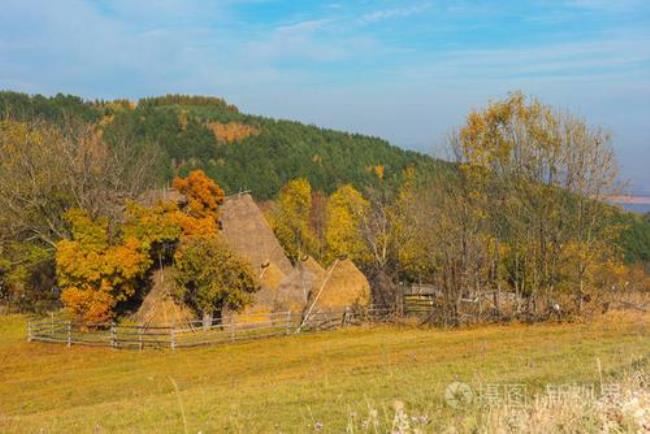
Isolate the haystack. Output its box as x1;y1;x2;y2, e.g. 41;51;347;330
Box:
220;193;293;275
314;259;370;311
231;262;288;323
133;268;195;327
260;262;286;292
220;193;294;320
275;256;326;312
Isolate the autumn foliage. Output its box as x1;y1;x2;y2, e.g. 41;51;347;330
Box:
56;209;150;324
270;178;319;262
207;121;258;143
325;185;369;263
172;169;225;220
55;169;254;324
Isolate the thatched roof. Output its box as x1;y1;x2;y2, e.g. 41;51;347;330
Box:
274;257;370;314
260;262;286;293
275;256;325;312
315;259;370;311
220;193;293;276
132;267;195;327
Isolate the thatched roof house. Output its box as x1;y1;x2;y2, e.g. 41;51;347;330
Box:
138;187;187;208
220;193;293;276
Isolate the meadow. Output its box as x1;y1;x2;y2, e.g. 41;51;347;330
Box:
0;312;649;433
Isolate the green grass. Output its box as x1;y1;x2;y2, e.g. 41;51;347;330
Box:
0;312;649;433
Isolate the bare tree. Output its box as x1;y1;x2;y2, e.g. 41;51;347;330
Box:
0;119;162;249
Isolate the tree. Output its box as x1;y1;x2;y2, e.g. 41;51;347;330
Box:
451;91;621;314
324;184;369;263
172;169;225;220
53;167;231;323
56;209;151;324
271;178;319;262
0;119;161;310
173;235;259;328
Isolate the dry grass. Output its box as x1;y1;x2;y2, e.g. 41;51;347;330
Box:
0;311;648;433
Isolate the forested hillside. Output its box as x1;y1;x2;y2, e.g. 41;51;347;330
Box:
1;90;649;317
0;91;444;199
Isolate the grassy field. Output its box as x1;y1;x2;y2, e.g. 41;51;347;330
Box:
0;312;649;433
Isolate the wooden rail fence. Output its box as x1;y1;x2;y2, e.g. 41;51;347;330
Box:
27;306;393;350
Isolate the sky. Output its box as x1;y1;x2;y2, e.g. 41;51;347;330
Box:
1;0;649;193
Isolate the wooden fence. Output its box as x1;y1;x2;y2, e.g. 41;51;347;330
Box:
402;294;436;316
27;306;393;350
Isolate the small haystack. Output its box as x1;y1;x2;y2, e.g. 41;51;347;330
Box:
133;268;195;327
315;259;370;311
220;193;293;275
276;256;326;312
260;262;286;292
231;262;288;323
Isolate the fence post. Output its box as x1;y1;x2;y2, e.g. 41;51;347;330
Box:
66;321;72;347
285;311;292;335
230;318;236;342
27;320;32;342
170;328;176;350
396;288;404;318
138;326;143;351
110;322;116;349
341;307;350;327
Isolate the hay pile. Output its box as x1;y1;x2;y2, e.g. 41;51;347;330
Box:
260;262;286;292
232;262;288;323
275;257;370;314
132;267;195;327
315;259;370;311
276;256;326;312
220;193;295;318
220;193;293;275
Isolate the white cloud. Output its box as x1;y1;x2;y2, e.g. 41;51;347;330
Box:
564;0;646;11
275;18;333;33
359;3;432;24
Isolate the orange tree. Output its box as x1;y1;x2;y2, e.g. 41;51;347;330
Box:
55;209;151;324
172;169;225;219
56;170;230;323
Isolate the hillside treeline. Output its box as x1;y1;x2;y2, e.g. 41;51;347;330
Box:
0;91;439;199
0;90;649;321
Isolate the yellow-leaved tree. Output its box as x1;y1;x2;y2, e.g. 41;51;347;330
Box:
271;178;319;262
324;184;369;263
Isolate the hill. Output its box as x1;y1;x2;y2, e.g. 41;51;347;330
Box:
0;91;447;199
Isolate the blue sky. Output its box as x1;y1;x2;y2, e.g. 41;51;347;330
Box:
2;0;649;192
